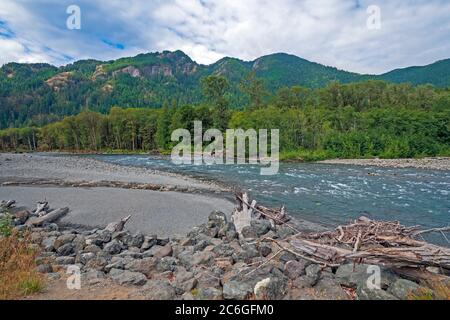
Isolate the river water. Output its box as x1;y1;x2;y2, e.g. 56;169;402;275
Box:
91;155;450;232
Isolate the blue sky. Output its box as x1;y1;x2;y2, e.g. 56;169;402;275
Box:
0;0;449;74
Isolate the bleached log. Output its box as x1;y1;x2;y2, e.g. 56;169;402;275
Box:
25;207;69;226
35;201;49;217
105;215;132;232
1;200;16;208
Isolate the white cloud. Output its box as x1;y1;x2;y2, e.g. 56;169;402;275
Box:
0;0;449;74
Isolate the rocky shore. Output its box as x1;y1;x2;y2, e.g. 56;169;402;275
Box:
319;157;450;171
2;199;449;300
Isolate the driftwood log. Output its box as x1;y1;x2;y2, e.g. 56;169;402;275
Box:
105;215;132;233
25;207;69;226
284;217;450;270
232;192;291;236
232;194;450;271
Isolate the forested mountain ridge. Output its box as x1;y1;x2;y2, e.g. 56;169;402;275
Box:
0;50;449;129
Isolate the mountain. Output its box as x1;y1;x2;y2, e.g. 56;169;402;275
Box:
379;59;450;87
0;50;449;128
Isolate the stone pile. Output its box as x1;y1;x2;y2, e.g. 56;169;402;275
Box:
1;200;449;300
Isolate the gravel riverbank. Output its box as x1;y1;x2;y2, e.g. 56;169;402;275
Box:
0;153;234;235
318;157;450;171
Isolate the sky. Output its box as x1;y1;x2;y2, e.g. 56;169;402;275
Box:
0;0;449;74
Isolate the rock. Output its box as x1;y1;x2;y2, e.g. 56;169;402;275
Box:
140;280;176;300
142;245;163;257
14;210;30;224
314;278;349;300
191;251;215;266
54;234;76;249
84;244;102;253
215;257;234;270
78;252;96;265
284;260;307;279
72;235;86;251
388;279;422;300
223;281;253;300
117;250;142;259
84;253;109;271
276;225;296;239
141;235;157;251
156;238;170;246
181;292;195;300
254;277;285;300
241;226;258;239
82;270;106;285
195;268;223;289
250;219;271;236
208;211;228;229
109;268;147;286
125;257;157;277
36;263;53;273
279;251;297;263
103;240;122;255
305;264;321;281
55;256;75;265
292;275;316;289
196;287;223;300
335;264;397;289
41;236;57;252
47;272;61;280
56;243;75;256
194;239;211;252
357;284;398;300
157;257;177;272
153;244;173;259
43;223;59;231
87;230;111;246
258;243;272;257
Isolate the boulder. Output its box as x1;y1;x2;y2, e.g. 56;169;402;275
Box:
55;256;75;265
141;235;157;251
250;219;271;236
223;281;253;300
56;243;75;256
196;287;223;300
41;236;57;252
208;211;228;229
109;268;147;286
103;240;123;255
388;279;423;300
254;277;286;300
140;280;176;300
125;257;157;277
36;263;53;273
153;244;173;259
335;264;397;289
314;278;349;300
357;284;398;300
54;234;76;249
156;257;177;272
284;260;307;279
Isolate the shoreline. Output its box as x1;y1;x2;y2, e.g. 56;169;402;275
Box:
4;151;450;171
318;157;450;171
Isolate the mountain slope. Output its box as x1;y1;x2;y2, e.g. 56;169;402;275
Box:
379;59;450;87
0;50;449;129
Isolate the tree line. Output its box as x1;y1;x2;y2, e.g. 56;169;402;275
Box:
1;78;449;160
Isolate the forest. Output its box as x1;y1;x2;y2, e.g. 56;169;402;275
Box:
1;78;449;160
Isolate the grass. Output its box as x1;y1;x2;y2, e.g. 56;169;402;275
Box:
0;228;44;299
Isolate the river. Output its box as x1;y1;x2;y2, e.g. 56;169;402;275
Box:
91;155;450;233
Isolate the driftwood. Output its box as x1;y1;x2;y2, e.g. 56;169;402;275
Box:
34;201;49;217
105;215;132;233
233;193;291;235
25;207;69;226
285;216;450;270
0;200;16;208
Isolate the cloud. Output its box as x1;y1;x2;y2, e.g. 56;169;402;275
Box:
0;0;449;74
